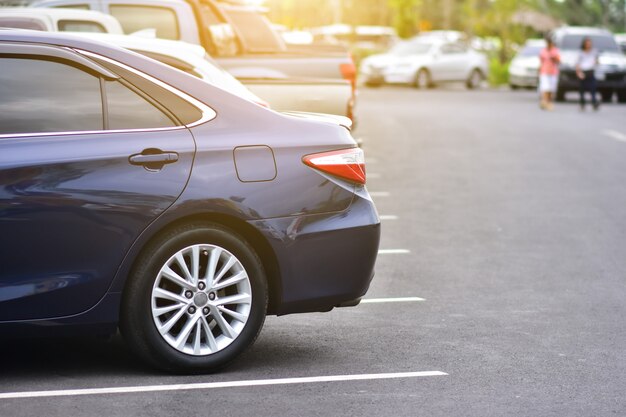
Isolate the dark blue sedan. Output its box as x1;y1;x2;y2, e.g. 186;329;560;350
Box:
0;30;380;373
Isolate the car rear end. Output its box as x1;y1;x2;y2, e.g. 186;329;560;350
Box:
182;100;381;315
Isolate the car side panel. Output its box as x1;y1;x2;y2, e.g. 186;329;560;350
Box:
0;129;195;321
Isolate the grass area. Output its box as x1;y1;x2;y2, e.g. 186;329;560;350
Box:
488;57;510;86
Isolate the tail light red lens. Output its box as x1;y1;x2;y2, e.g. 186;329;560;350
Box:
340;62;357;90
303;148;366;185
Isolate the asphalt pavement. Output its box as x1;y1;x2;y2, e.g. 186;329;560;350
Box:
1;86;625;416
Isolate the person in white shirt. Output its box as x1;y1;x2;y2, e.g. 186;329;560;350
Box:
576;37;600;111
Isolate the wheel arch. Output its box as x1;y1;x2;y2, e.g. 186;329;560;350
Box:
116;212;283;317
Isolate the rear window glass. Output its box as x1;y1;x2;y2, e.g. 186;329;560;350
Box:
55;4;90;10
109;5;179;40
519;45;543;56
0;18;47;31
560;34;619;52
58;20;106;33
222;9;284;53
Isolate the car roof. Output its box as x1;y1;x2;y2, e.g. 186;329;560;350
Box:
0;7;115;21
553;26;613;36
71;33;207;62
0;7;123;33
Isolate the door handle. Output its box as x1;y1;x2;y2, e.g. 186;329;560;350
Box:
129;149;179;170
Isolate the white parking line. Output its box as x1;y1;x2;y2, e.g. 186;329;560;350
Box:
369;191;390;197
0;371;447;399
362;297;426;303
379;215;398;220
602;129;626;143
378;249;410;254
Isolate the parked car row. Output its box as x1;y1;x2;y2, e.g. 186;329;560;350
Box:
360;33;489;89
509;27;626;102
0;5;379;373
1;0;357;120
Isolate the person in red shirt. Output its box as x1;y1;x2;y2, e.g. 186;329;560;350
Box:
538;36;561;111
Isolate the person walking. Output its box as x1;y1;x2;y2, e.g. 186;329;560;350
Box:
538;36;561;111
576;37;600;111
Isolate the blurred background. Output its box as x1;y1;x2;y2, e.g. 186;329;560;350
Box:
261;0;626;85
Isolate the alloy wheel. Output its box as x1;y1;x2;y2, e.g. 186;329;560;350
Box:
151;244;252;356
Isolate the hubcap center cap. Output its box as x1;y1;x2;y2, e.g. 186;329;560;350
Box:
193;292;209;307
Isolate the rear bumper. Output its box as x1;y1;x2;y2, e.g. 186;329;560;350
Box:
251;193;380;315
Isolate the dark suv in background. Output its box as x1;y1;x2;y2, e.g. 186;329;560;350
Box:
553;27;626;103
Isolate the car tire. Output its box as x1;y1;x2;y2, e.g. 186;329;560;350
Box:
120;222;268;374
466;69;483;90
555;88;566;102
414;68;431;89
618;90;626;103
510;84;520;91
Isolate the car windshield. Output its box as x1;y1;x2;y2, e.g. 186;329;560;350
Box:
519;45;543;57
390;42;432;56
560;34;619;52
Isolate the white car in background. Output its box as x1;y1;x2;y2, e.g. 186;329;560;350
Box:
508;39;545;89
360;38;489;89
73;33;269;107
616;34;626;54
0;7;123;33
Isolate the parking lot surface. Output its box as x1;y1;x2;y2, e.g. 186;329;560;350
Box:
1;87;625;416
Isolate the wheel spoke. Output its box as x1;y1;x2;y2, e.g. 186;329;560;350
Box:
193;320;202;355
161;265;194;290
175;253;193;283
212;271;248;291
215;293;251;307
201;316;218;352
213;254;237;286
190;246;200;285
211;307;236;339
153;287;189;304
157;305;188;335
205;247;222;283
218;306;247;323
153;303;185;318
175;315;198;349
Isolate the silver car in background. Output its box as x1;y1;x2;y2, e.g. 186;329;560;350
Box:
508;39;545;90
360;38;489;89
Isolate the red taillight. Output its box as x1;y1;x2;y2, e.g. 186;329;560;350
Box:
303;148;366;185
340;61;357;90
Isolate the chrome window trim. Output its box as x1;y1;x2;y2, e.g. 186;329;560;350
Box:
79;49;217;128
0;49;216;140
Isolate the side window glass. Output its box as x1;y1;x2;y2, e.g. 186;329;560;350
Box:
0;57;103;135
109;5;179;40
58;20;106;32
93;56;203;125
105;80;176;129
